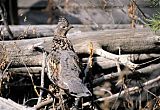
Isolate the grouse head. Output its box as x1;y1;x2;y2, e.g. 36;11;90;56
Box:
54;17;73;37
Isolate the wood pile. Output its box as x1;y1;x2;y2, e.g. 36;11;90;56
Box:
0;24;160;109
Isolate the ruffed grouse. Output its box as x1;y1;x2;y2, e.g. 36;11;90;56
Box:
46;17;91;97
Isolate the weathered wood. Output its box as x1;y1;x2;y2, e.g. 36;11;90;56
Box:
82;54;160;69
0;97;35;110
9;67;42;74
68;29;160;54
0;25;146;40
0;28;160;70
6;53;160;68
1;29;160;55
93;63;160;86
8;62;160;76
84;75;160;105
7;60;160;86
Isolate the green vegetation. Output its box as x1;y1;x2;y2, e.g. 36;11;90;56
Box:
149;0;160;6
147;12;160;32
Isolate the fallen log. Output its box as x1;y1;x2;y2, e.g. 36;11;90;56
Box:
6;53;160;69
1;28;160;69
82;54;160;69
0;24;145;40
1;29;159;55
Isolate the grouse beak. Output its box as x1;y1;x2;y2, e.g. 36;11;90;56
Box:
68;25;74;30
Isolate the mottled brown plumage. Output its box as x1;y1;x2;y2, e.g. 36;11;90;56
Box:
47;17;91;97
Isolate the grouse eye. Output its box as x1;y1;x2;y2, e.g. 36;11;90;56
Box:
61;26;66;29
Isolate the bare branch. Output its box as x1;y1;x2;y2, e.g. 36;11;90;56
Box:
37;52;46;104
0;5;13;40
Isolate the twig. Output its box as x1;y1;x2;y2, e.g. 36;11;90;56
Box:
2;60;12;74
112;48;124;109
36;86;56;100
34;98;53;109
13;43;39;97
128;0;137;28
93;62;160;86
21;57;39;96
59;91;65;110
24;98;38;105
115;47;123;86
37;52;46;104
144;88;159;98
83;75;160;106
138;56;160;67
129;0;148;19
99;75;160;102
83;42;93;82
0;4;14;40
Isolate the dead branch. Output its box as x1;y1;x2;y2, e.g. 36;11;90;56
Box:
0;97;35;110
93;63;160;86
98;75;160;102
83;75;160;106
0;5;13;40
95;48;138;69
82;54;160;69
37;52;46;104
34;98;53;110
